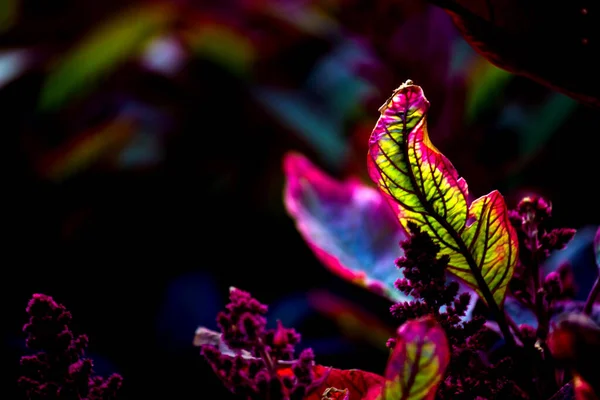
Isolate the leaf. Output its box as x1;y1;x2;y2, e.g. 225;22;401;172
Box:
465;60;513;123
39;4;174;112
548;314;600;399
302;366;385;400
368;80;518;307
283;151;408;301
184;21;256;77
193;327;254;360
0;0;18;33
196;328;385;400
428;0;600;108
594;226;600;269
374;317;450;400
307;290;395;351
36;117;137;181
256;89;350;170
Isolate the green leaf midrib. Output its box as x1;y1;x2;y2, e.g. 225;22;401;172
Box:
400;339;422;400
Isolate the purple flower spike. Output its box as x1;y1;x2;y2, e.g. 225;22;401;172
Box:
18;293;123;400
197;287;322;400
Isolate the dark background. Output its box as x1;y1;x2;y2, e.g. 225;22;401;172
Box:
2;0;599;398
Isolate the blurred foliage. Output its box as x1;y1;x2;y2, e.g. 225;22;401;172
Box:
2;0;599;398
39;3;175;111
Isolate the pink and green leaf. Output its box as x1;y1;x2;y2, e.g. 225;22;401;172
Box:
367;80;518;307
283;152;409;302
373;317;450;400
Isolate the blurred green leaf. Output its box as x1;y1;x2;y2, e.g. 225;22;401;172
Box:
185;23;255;77
39;4;174;112
0;0;18;33
518;93;577;156
253;87;349;170
466;60;513;122
504;93;577;187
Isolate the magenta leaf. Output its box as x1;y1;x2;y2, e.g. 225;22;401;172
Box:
283;151;408;301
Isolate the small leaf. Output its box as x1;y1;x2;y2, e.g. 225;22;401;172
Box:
594;226;600;269
36;117;137;181
573;376;599;400
368;80;518;307
548;314;600;399
283;152;408;301
305;367;385;400
193;327;254;360
39;4;174;111
378;317;450;400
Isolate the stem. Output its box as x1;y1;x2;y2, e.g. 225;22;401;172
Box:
443;219;515;346
535;289;549;340
505;311;525;344
258;338;275;374
529;228;550;341
583;275;600;315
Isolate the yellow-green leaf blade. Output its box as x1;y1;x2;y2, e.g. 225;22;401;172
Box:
459;191;518;305
380;317;450;400
367;80;517;308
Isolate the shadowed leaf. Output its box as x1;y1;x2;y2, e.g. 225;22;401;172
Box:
429;0;600;107
283;152;408;301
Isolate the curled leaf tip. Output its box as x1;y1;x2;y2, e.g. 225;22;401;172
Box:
378;79;425;114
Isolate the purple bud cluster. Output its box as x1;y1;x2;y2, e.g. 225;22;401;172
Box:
201;288;322;400
18;294;122;400
390;222;526;399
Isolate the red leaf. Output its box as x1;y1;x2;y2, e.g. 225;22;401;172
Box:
277;365;385;400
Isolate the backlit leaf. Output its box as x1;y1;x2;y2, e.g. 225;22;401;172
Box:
376;317;449;400
283;152;408;301
368;80;518;307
